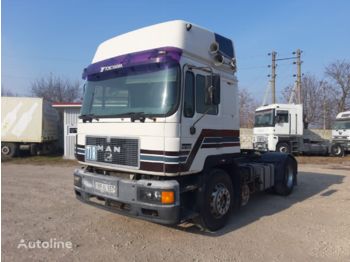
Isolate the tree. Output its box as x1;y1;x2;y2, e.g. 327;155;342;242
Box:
325;60;350;112
1;85;18;97
281;74;337;129
31;74;81;103
239;89;259;128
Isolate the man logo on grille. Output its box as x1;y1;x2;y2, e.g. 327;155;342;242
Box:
96;145;121;153
104;151;113;162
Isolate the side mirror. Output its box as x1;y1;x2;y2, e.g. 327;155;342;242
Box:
205;74;220;105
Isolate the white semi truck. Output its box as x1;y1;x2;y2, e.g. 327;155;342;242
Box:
253;103;329;155
330;111;350;156
73;21;298;231
1;97;59;158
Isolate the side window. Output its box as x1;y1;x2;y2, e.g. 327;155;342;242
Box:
276;110;289;123
196;74;218;115
184;71;195;117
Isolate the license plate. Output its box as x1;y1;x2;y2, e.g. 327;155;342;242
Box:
94;181;117;194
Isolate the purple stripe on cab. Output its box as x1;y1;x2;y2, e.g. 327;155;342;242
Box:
82;47;182;79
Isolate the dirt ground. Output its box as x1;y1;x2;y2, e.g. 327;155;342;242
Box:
2;159;350;262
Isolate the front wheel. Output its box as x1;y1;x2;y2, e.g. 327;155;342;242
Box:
330;144;344;157
276;142;290;154
199;169;233;231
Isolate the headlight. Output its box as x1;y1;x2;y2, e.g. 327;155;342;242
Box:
74;175;82;187
138;188;175;204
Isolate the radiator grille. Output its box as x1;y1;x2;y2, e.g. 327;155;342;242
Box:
85;136;139;167
257;136;267;143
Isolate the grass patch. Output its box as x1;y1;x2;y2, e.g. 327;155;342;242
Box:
2;155;79;166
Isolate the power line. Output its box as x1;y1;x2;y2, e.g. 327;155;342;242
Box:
266;50;302;104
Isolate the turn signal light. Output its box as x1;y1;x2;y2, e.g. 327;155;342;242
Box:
161;191;175;204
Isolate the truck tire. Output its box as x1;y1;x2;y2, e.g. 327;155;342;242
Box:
1;143;18;158
330;144;344;157
199;169;233;231
276;142;290;154
274;157;296;196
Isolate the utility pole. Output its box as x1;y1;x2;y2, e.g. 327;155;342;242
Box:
268;51;277;104
321;81;326;130
294;49;302;104
267;50;302;105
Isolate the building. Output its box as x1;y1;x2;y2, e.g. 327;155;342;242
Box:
52;102;81;159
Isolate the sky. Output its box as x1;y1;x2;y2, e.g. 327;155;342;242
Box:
2;0;350;102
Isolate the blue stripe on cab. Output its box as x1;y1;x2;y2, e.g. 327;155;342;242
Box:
140;155;187;163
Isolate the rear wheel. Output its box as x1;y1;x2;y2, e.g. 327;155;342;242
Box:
276;142;290;154
274;157;296;196
1;143;18;158
199;169;233;231
330;144;344;157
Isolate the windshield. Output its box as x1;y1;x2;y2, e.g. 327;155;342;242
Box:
254;109;275;127
333;120;350;130
81;64;180;117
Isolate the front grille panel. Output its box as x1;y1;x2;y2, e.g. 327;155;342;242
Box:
86;136;139;167
257;136;267;143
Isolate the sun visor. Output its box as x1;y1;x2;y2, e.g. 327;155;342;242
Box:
82;47;182;79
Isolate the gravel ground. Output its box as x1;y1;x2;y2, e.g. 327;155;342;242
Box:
2;162;350;262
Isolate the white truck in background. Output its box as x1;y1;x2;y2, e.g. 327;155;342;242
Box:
1;97;59;158
253;103;329;155
73;20;298;231
330;111;350;156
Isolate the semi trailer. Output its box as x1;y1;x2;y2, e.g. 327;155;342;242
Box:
1;97;59;158
330;111;350;156
253;103;329;155
73;20;298;231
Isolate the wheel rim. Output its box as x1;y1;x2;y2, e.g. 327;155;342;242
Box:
210;183;231;218
2;146;10;155
334;146;341;155
279;146;288;153
286;166;294;188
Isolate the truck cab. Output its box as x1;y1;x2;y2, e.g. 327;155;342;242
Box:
76;20;239;176
253;104;303;153
331;111;350;156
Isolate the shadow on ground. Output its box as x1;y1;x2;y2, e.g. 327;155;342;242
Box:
176;171;345;236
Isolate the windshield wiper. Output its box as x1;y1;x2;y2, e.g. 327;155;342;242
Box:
124;112;147;122
79;112;153;122
79;114;99;122
103;112;154;122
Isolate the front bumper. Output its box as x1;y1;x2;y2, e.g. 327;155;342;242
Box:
73;168;180;225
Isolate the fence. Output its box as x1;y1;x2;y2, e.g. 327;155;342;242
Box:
240;128;332;149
